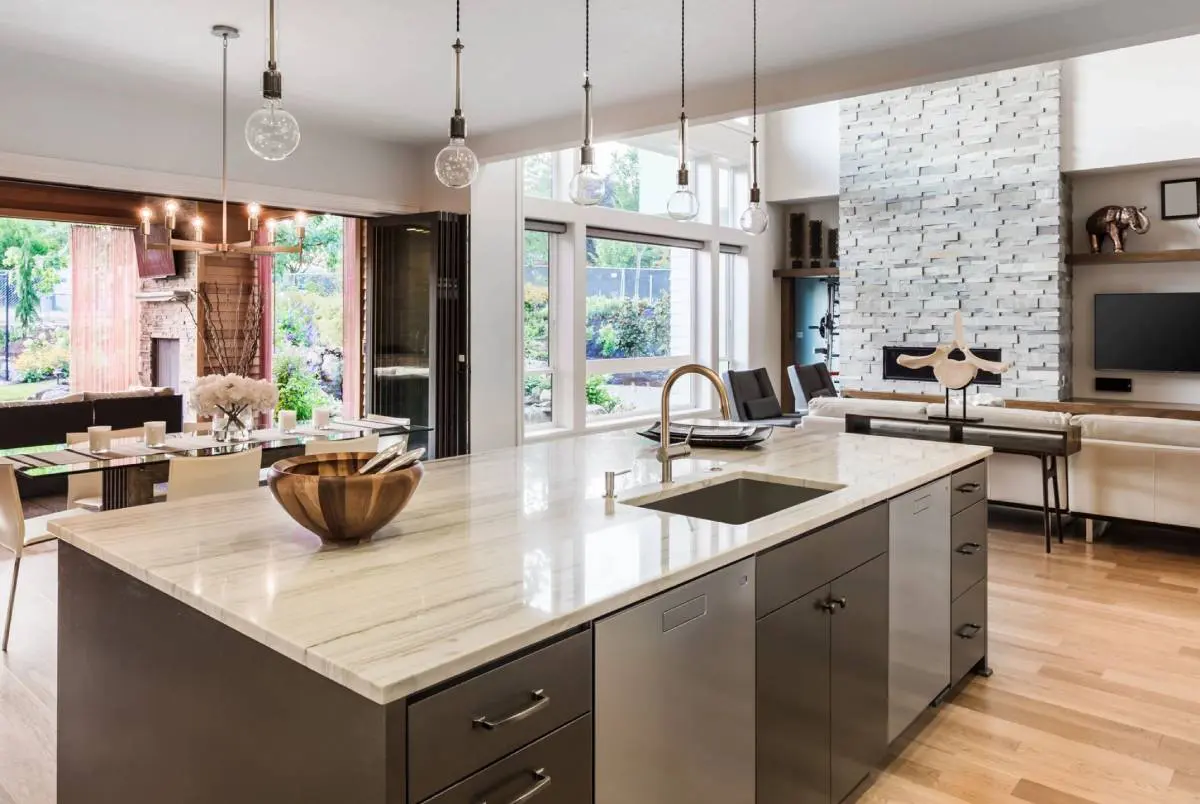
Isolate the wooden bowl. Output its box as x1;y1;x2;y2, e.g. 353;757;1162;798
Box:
267;452;424;545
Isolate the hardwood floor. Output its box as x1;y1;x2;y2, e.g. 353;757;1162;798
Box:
1;509;1199;803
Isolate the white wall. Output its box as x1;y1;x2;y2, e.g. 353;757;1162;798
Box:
0;47;422;216
468;160;522;452
1071;165;1200;403
1063;35;1200;173
762;103;840;203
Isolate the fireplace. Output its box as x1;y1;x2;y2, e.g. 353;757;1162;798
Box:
881;346;1003;386
151;338;180;390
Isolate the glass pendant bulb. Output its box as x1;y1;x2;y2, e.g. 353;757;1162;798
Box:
434;135;480;188
740;200;769;234
569;161;605;205
667;186;700;221
246;98;300;161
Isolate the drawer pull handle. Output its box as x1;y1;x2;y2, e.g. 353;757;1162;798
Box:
472;690;550;730
479;768;551;804
956;482;982;493
956;623;982;640
956;542;983;555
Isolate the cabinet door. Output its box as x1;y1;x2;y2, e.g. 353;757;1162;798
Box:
830;554;889;803
757;584;831;804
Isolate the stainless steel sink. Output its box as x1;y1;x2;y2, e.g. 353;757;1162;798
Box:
631;477;835;525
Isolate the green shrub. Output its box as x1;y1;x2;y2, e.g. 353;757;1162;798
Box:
274;351;333;420
524;373;552;401
14;341;69;382
585;374;621;413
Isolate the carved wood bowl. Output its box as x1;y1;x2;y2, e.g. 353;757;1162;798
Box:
267;453;424;545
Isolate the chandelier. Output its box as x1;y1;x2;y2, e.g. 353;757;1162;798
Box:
138;25;305;257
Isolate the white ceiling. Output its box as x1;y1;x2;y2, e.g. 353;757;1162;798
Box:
1;0;1126;147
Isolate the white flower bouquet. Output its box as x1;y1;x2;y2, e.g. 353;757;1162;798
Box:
190;374;279;441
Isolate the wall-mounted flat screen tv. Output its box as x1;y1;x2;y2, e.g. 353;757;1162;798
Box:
1094;293;1200;372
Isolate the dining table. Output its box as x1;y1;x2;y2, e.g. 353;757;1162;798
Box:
1;416;433;511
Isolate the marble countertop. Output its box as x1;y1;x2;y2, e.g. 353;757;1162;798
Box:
50;429;991;704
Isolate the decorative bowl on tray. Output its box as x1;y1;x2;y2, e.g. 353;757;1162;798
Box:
267;452;423;545
636;419;775;449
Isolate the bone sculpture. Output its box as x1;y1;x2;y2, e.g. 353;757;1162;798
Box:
897;312;1011;392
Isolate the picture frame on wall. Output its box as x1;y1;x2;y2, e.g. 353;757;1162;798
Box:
1160;178;1200;220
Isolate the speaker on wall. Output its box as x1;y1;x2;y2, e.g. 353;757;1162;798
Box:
1094;377;1133;393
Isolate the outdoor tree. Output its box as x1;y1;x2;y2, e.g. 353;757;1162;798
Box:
0;218;68;335
272;214;343;276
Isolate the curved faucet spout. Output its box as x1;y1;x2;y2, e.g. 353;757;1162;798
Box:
658;363;732;483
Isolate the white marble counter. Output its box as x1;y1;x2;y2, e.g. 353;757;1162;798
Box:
51;429;991;704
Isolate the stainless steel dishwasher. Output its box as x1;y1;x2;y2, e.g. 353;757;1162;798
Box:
595;557;756;804
888;477;951;742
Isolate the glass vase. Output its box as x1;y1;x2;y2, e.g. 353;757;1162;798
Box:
215;406;253;442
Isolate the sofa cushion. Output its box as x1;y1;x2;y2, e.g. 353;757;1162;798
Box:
0;392;86;408
1075;414;1200;448
808;397;929;419
83;389;154;401
925;404;1071;428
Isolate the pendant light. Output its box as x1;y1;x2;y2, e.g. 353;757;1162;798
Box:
568;0;605;206
739;0;769;234
245;0;301;161
434;0;481;189
666;0;699;221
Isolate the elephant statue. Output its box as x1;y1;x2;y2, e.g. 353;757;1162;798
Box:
1085;205;1150;254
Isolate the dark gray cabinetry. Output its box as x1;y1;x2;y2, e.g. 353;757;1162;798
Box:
757;507;889;804
829;553;890;803
595;559;756;804
408;631;592;802
950;463;990;685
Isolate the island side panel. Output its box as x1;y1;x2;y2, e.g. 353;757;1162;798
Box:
58;542;401;804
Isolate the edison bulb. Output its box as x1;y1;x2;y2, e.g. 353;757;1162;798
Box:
739;202;770;235
434;138;480;188
569;164;605;206
245;98;301;161
667;187;700;221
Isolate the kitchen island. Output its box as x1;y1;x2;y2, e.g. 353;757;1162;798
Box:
52;428;992;804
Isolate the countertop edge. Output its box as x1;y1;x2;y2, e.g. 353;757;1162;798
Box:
50;444;993;705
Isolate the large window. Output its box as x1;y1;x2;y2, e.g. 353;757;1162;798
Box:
523;228;554;431
0;218;70;400
272;214;345;416
585;233;695;421
523;153;554;199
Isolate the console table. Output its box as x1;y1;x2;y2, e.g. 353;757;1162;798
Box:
845;412;1082;553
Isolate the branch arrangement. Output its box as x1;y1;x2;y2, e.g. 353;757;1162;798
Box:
181;281;263;377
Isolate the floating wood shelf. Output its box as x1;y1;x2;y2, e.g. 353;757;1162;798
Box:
774;267;840;278
1066;249;1200;266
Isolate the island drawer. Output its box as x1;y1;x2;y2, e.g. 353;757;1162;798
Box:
950;462;987;515
951;578;987;685
951;501;988;601
757;503;887;618
420;715;592;804
407;630;592;803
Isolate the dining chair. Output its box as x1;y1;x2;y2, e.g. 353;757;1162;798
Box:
166;448;263;503
1;464;84;651
65;427;147;512
304;434;380;456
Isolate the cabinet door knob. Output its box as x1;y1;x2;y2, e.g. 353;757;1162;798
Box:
479;768;552;804
956;542;983;555
832;597;847;609
818;600;838;614
956;482;982;493
956;623;982;640
472;690;550;730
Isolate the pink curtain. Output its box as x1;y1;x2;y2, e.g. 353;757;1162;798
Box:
70;226;140;392
256;228;274;381
342;217;363;417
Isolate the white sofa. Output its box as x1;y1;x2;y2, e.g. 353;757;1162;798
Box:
802;397;1071;511
803;397;1200;538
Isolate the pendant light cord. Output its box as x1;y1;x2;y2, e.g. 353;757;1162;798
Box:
456;0;461;35
680;0;686;112
752;0;757;136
